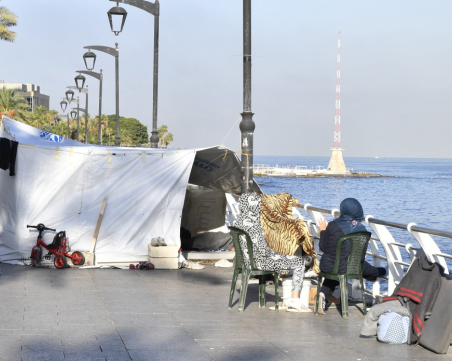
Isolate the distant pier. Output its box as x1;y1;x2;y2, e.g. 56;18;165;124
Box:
253;164;385;178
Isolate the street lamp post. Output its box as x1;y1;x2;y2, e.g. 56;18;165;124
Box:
60;99;70;139
78;48;103;145
67;87;82;142
107;0;160;148
240;0;255;194
74;73;89;144
65;90;76;139
70;109;77;139
83;44;119;145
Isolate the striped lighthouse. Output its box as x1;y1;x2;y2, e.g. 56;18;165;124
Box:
327;31;347;172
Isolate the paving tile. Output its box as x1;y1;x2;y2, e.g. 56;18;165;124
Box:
128;349;212;361
204;348;292;361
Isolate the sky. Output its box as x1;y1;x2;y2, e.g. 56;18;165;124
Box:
2;0;452;158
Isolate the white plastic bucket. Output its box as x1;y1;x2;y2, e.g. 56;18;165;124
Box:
300;279;312;308
282;279;293;301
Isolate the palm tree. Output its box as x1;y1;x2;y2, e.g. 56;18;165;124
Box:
0;0;17;42
158;124;168;146
0;89;29;121
163;133;173;148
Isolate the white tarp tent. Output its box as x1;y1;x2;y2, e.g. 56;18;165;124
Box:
0;116;258;265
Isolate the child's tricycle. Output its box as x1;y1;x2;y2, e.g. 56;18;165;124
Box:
28;223;85;269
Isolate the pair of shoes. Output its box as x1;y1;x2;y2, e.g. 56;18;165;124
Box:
285;298;312;313
317;292;326;315
129;262;154;270
151;237;167;247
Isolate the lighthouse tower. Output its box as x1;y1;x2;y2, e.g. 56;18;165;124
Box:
327;32;347;172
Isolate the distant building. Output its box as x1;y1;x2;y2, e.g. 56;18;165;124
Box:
0;83;50;111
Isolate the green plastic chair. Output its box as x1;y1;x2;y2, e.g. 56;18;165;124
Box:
228;226;279;311
314;231;372;318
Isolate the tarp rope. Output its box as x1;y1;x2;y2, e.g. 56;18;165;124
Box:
220;115;242;147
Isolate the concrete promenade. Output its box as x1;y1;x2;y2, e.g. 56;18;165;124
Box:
0;263;451;361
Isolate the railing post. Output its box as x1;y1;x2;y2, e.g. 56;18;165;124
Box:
407;222;449;274
303;204;326;254
365;216;405;295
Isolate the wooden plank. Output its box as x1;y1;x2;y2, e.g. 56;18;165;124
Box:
90;198;107;253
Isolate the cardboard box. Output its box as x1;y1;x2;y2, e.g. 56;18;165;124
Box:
148;244;179;269
308;287;341;310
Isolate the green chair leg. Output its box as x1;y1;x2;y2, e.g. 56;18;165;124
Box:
238;270;250;312
258;276;267;308
228;268;240;309
339;275;349;318
314;276;323;315
274;274;279;310
361;277;367;315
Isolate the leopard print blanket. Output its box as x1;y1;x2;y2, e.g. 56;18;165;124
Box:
260;192;319;273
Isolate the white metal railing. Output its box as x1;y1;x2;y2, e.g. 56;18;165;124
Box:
295;203;452;298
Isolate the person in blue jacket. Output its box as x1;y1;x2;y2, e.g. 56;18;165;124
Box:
316;198;386;314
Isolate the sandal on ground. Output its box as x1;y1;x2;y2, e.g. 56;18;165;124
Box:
285;298;312;313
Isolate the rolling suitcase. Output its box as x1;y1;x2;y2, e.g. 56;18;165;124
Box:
419;274;452;354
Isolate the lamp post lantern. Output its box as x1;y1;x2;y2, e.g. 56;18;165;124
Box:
240;0;255;194
75;73;86;90
65;89;74;103
83;50;97;71
107;2;128;35
108;0;160;148
84;44;120;146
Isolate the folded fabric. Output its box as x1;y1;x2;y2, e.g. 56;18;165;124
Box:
0;137;18;176
360;300;411;337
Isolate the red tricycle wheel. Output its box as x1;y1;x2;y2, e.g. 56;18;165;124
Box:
71;251;85;266
31;247;41;266
54;254;67;269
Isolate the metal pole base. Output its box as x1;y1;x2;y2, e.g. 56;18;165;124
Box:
115;137;120;147
150;130;159;148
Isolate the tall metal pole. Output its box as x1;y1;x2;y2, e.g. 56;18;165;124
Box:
240;0;255;194
98;70;103;144
150;0;160;148
77;97;80;142
115;43;120;146
67;113;70;139
85;85;89;144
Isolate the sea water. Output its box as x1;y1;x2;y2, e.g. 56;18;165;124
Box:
254;156;452;260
